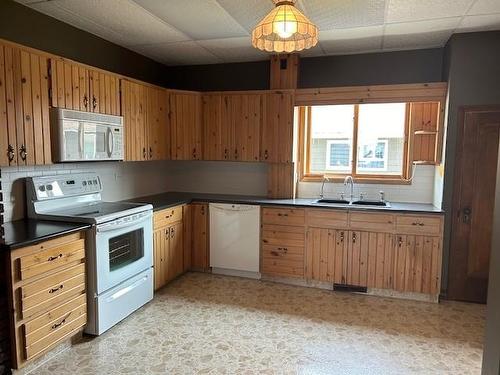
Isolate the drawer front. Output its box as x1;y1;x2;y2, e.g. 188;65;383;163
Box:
396;215;442;235
349;212;395;232
306;209;348;228
154;206;183;229
262;244;304;260
19;239;85;280
262;207;305;226
262;257;304;278
21;263;86;320
24;294;86;348
261;225;305;247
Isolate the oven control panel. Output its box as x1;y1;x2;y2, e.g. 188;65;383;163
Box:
28;173;102;200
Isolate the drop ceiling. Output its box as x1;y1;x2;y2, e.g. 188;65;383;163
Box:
16;0;500;66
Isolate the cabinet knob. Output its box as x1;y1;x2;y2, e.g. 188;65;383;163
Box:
19;145;27;161
143;147;146;159
92;96;97;110
7;145;15;162
149;146;153;159
83;95;89;109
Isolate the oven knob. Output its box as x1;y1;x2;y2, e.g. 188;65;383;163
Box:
93;179;98;185
39;185;46;192
46;184;53;191
88;180;93;185
82;181;87;186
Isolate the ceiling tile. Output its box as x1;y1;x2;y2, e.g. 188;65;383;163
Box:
298;44;326;58
131;41;223;65
320;26;384;41
198;37;269;63
468;0;500;15
457;14;500;32
216;0;274;32
385;17;461;35
43;0;190;46
383;30;452;50
132;0;248;40
302;0;386;29
386;0;474;23
321;36;383;55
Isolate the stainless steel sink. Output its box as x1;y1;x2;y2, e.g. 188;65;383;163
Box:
351;200;390;207
315;199;351;205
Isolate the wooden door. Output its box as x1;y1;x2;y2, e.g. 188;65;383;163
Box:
346;231;369;287
261;91;294;163
170;92;202;160
202;94;222;160
394;234;441;295
153;227;169;290
233;94;261;162
167;222;184;281
409;102;441;163
50;58;90;112
191;203;209;270
366;232;394;290
0;43;17;166
121;80;148;161
182;205;192;271
147;87;170;160
221;95;236;160
449;107;500;302
306;228;347;284
89;70;120;115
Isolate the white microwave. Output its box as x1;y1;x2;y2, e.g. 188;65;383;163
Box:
50;108;124;162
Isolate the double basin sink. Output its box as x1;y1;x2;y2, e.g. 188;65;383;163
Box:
315;198;390;207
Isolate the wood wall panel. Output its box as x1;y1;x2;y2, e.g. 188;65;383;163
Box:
270;54;299;90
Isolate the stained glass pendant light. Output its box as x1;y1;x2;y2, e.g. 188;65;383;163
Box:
252;0;319;53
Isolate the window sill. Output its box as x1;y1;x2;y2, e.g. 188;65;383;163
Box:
300;175;412;185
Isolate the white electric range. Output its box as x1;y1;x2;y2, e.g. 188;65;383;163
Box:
26;172;154;335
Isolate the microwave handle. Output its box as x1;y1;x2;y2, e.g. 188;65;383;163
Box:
107;127;114;157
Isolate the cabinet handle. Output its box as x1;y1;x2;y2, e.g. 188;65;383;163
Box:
352;232;357;243
340;231;344;241
264;149;269;160
7;145;15;162
51;313;71;330
47;253;63;262
170;227;175;238
234;148;238;159
92;96;97;110
19;145;27;161
192;148;197;159
149;146;153;159
412;222;425;226
165;229;170;239
398;236;403;247
48;284;64;294
143;147;146;159
83;95;89;109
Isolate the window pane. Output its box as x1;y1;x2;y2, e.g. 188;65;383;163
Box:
309;105;354;174
356;103;406;175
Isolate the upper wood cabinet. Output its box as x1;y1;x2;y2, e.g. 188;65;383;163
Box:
202;93;261;162
170;92;202;160
409;101;443;164
49;57;120;116
0;43;51;167
261;91;294;163
121;80;170;162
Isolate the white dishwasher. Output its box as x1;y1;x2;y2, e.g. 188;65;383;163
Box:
209;203;261;279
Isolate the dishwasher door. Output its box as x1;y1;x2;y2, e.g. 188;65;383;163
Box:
209;203;260;278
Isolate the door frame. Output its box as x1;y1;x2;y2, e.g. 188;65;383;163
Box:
448;104;500;301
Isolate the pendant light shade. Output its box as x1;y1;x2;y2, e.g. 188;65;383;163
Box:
252;0;319;53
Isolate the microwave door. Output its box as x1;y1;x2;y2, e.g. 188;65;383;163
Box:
61;120;83;161
83;122;98;160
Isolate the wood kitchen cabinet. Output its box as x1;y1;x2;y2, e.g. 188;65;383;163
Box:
122;80;170;161
49;57;120;115
409;101;443;164
170;92;202;160
0;43;51;167
261;91;294;163
191;203;210;271
6;232;87;369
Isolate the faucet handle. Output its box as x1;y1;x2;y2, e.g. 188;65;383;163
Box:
379;190;385;202
340;192;345;200
359;192;365;201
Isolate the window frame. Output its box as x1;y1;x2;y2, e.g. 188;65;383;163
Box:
298;103;412;184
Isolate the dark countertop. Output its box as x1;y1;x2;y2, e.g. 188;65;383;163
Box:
1;219;91;251
125;192;444;214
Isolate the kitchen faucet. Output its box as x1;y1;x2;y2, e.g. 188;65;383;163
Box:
319;176;330;199
344;175;354;202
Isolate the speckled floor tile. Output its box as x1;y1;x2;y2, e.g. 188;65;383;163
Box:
33;272;485;375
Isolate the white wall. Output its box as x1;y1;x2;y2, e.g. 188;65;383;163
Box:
297;164;438;204
0;161;268;222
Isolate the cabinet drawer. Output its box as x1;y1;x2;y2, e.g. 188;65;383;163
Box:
21;263;86;320
306;209;348;228
19;238;85;281
349;212;395;232
263;244;304;260
24;293;86;349
262;257;304;278
396;215;442;235
262;207;305;226
261;224;305;247
154;206;183;229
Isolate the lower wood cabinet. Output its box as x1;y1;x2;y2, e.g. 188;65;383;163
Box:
6;231;87;369
190;203;209;271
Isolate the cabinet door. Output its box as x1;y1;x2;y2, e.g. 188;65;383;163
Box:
147;87;170;160
346;231;369;287
202;94;222;160
366;232;394;290
393;235;441;294
191;203;209;270
50;58;90;112
168;222;184;281
232;94;261;162
306;228;347;283
153;227;169;290
170;92;202;160
0;44;17;166
261;92;294;163
410;102;441;164
182;205;192;272
220;94;236;160
89;70;120;115
121;79;148;161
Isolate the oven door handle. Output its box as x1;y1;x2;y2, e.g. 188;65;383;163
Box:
105;274;150;302
96;211;152;233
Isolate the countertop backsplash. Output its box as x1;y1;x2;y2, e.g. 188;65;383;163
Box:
297;165;439;205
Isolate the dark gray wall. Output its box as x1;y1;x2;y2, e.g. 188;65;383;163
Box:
0;0;170;87
440;31;500;296
167;48;444;91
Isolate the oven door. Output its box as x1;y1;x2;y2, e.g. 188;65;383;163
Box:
94;210;153;294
